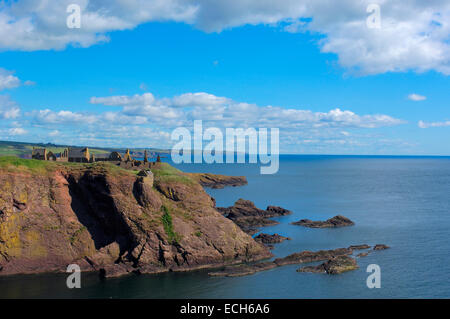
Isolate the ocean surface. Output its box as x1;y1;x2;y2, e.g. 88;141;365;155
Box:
1;155;449;298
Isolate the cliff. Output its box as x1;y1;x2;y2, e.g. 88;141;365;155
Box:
0;157;270;277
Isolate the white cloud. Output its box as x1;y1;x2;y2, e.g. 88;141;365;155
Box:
166;92;230;108
0;95;20;119
0;68;21;91
9;127;27;135
90;93;156;106
0;1;449;75
91;91;405;129
29;109;98;124
408;93;427;101
418;120;450;128
20;90;405;150
0;68;34;91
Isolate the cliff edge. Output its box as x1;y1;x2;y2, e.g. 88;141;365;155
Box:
0;157;270;277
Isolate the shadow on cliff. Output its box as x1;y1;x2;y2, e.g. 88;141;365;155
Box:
66;172;138;258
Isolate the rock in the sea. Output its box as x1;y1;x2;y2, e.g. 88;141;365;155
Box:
185;173;247;189
254;233;291;244
349;244;371;250
209;247;354;277
209;261;277;277
217;199;292;234
357;252;369;258
265;206;292;217
291;215;354;228
274;247;352;266
373;244;390;250
297;256;359;274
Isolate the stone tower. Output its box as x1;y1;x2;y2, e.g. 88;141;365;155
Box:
143;150;148;163
124;149;132;162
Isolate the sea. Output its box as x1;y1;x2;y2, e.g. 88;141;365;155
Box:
1;155;449;298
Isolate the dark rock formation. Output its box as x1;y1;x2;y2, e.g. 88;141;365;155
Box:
254;233;291;245
217;199;292;234
357;252;369;257
297;256;359;274
291;215;354;228
273;247;352;266
185;173;247;189
373;244;390;250
0;161;271;277
208;247;353;277
209;261;277;277
349;244;371;250
265;206;292;217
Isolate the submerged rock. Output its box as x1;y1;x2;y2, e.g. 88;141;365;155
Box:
209;261;277;277
291;215;354;228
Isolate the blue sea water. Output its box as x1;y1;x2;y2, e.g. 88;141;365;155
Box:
1;155;449;298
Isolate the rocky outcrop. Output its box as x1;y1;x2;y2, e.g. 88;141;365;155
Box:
217;199;292;235
373;244;390;250
185;173;247;189
208;247;353;277
291;215;354;228
349;244;371;250
273;247;352;266
297;256;359;274
0;160;271;277
254;233;291;244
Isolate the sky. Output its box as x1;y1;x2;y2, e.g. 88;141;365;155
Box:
0;0;449;155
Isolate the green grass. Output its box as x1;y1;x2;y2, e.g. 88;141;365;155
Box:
161;205;181;244
0;156;56;174
152;162;194;185
0;156;136;176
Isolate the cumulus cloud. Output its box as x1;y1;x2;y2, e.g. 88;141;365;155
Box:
28;109;98;124
0;67;34;92
166;92;230;108
90;91;405;129
0;1;449;75
90;93;155;106
418;120;450;128
0;68;21;91
408;93;427;101
9;127;27;135
0;95;20;119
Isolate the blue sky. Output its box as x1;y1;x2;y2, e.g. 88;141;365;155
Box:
0;1;449;155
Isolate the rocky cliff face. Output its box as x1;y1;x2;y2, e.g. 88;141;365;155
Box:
0;160;270;277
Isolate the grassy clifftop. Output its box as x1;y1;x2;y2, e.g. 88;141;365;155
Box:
0;156;136;177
